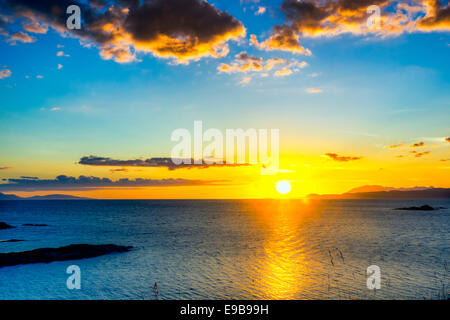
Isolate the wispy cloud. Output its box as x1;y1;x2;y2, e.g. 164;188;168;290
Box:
0;175;223;191
306;88;322;94
409;150;430;158
388;143;405;149
255;6;266;16
0;68;11;79
325;153;362;162
274;68;292;77
79;156;251;170
56;50;69;57
239;76;252;85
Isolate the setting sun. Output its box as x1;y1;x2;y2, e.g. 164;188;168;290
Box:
276;181;291;195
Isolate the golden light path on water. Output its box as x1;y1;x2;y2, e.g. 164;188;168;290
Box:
244;199;324;299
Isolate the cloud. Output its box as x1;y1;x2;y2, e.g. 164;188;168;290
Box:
56;51;69;57
264;58;286;70
306;87;322;93
409;151;430;157
325;153;362;162
255;6;266;16
6;31;35;44
50;107;61;111
274;67;293;77
0;0;246;64
446;137;450;143
235;51;263;63
250;26;311;55
410;141;425;147
36;75;44;79
253;0;450;54
217;52;307;80
57;64;63;70
0;167;11;170
23;21;47;34
388;143;405;149
0;175;222;191
0;68;11;79
79;155;250;170
239;76;252;85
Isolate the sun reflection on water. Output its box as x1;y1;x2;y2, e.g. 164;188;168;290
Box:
244;200;323;299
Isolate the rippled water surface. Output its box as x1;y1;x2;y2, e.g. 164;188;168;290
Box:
0;199;448;299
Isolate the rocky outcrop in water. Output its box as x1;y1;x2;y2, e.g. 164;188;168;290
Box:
0;222;15;230
0;244;132;268
394;205;446;211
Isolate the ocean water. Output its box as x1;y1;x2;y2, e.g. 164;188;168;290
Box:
0;199;448;300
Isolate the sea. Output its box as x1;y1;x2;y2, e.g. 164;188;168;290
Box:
0;199;448;300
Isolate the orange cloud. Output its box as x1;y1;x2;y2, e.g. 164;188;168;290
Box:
411;141;425;147
0;69;12;79
274;68;293;77
1;0;246;64
306;87;322;93
445;137;450;143
389;143;405;149
325;153;362;162
253;0;450;54
7;31;35;44
217;53;306;79
409;150;430;157
250;26;311;55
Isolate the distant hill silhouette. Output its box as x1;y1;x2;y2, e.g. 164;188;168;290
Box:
308;187;450;199
0;192;91;200
346;185;433;194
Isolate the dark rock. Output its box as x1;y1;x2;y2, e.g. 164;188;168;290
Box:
22;224;48;227
393;205;443;211
0;244;133;268
0;222;15;230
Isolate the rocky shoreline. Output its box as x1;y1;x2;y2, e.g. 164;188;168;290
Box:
0;244;133;268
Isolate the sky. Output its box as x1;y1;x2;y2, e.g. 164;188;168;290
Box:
0;0;449;199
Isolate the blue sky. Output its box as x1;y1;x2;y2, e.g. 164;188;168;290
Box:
0;0;449;197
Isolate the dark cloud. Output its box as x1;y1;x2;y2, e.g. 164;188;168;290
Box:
254;0;450;54
0;174;222;191
410;141;425;147
79;155;250;170
409;150;430;158
325;153;362;162
0;166;11;170
0;0;245;63
417;0;450;31
445;137;450;143
235;51;263;63
19;176;39;180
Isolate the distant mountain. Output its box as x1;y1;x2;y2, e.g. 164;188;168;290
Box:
26;194;91;200
0;192;22;200
0;192;92;200
308;187;450;199
346;185;433;193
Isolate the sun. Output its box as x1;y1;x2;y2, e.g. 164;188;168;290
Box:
275;180;291;195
